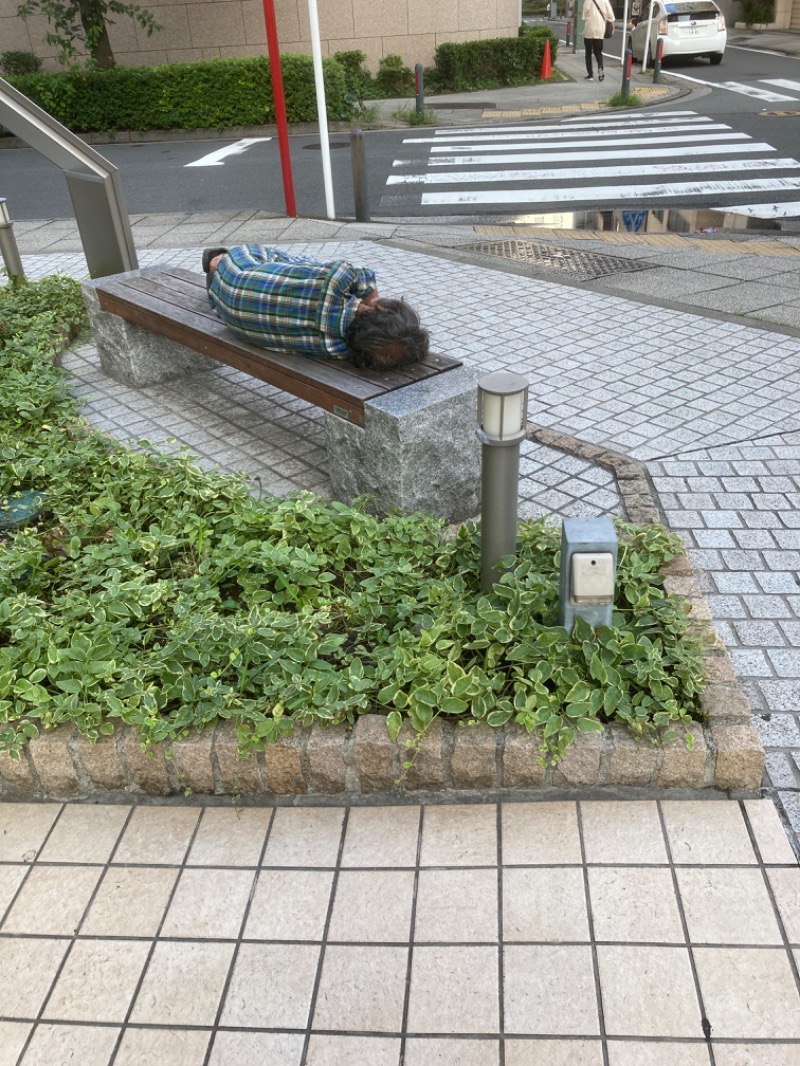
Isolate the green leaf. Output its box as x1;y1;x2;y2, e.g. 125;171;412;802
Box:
386;710;403;741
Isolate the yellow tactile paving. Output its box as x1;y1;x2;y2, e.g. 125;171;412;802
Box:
484;86;673;119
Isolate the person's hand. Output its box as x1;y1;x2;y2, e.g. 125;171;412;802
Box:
360;289;381;309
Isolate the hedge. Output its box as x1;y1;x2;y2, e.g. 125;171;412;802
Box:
5;54;352;134
434;28;559;92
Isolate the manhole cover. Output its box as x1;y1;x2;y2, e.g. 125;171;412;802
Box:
302;142;350;150
463;239;650;281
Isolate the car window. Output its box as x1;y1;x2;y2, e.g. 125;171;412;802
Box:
663;1;720;11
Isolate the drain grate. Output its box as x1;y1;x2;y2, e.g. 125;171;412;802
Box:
462;239;650;281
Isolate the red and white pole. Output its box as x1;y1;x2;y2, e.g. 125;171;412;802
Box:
261;0;296;217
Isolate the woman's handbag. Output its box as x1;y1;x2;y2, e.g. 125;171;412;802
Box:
593;0;615;36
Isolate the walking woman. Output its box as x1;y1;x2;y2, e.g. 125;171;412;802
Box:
582;0;615;80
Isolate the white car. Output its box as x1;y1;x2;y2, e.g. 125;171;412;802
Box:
629;0;726;65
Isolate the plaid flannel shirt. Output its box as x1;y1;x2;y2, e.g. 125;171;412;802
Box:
208;245;378;360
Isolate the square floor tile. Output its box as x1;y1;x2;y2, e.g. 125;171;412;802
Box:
0;1022;32;1066
341;807;421;868
42;938;150;1023
414;868;497;942
19;1023;119;1066
262;808;345;867
695;948;800;1038
580;802;668;864
504;867;589;942
502;803;582;866
713;1045;800;1065
313;945;408;1033
767;867;800;943
743;800;798;865
504;945;599;1036
114;1027;212;1066
661;802;756;865
588;867;684;943
677;868;783;945
606;1042;711;1065
329;870;415;943
160;868;255;939
244;869;334;941
0;866;27;921
407;945;499;1034
221;943;320;1029
0;804;60;862
2;866;101;935
38;805;129;865
187;807;272;867
0;937;69;1018
112;807;200;866
80;867;178;938
305;1035;400;1066
504;1039;605;1065
597;945;703;1038
209;1031;304;1066
420;806;497;867
130;941;235;1026
404;1038;499;1065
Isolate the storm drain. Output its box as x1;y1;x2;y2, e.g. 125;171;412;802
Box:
462;239;651;281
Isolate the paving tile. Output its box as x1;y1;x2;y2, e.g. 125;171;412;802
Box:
503;867;589;942
743;799;798;864
262;808;345;867
329;870;415;943
313;944;407;1033
37;805;129;864
187;807;272;867
606;1043;711;1065
112;807;200;866
597;945;702;1038
504;1040;604;1065
340;806;421;867
504;945;599;1036
221;943;320;1029
305;1035;399;1066
160;867;255;938
696;948;800;1038
114;1027;212;1066
0;1023;32;1066
677;867;783;945
660;802;757;864
0;865;27;921
420;805;498;867
0;937;70;1018
80;866;178;938
42;938;150;1022
713;1046;800;1065
19;1023;119;1066
767;867;800;943
208;1031;305;1066
580;802;668;864
407;945;499;1034
588;867;684;943
2;865;101;935
501;803;582;865
244;869;334;941
413;868;497;943
130;940;235;1026
0;804;60;863
404;1038;499;1065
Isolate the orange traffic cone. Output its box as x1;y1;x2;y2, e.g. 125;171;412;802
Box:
540;38;553;80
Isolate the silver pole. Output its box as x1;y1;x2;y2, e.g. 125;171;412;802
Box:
0;199;25;282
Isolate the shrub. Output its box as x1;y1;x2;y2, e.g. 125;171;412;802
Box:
333;49;371;105
0;50;42;75
740;0;774;23
375;53;415;97
434;30;559;91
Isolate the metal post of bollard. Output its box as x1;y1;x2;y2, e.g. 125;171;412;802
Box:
350;128;371;224
652;36;664;82
566;19;572;46
415;63;424;115
0;198;25;282
621;44;633;98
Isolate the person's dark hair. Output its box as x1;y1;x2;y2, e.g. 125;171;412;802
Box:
346;298;429;370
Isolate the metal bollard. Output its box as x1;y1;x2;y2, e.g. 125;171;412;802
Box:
415;63;425;115
621;44;633;98
350;129;371;224
0;198;25;282
652;36;664;82
566;19;572;46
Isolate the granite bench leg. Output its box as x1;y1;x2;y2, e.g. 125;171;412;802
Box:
82;270;215;387
325;366;483;524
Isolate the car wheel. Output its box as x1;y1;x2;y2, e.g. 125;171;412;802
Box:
709;52;723;64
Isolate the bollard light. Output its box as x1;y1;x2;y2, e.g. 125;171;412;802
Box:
558;516;618;632
477;371;529;592
0;197;25;282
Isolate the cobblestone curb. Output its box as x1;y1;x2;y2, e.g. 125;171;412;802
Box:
0;427;763;803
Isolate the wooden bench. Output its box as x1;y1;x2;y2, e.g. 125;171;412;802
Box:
82;265;482;522
91;267;462;428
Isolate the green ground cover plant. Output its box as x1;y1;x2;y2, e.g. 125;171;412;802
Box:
0;275;706;765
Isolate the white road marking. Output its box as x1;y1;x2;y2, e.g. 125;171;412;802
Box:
405;142;775;167
405;122;731;144
653;71;796;100
439;114;711;135
762;79;800;93
723;200;800;217
427;132;750;154
184;138;272;168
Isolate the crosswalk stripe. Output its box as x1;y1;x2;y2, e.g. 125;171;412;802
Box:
427;133;751;154
435;115;714;135
713;81;795;101
406;123;731;144
411;143;776;167
561;110;699;122
761;79;800;93
420;177;800;207
387;158;800;186
724;201;800;218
